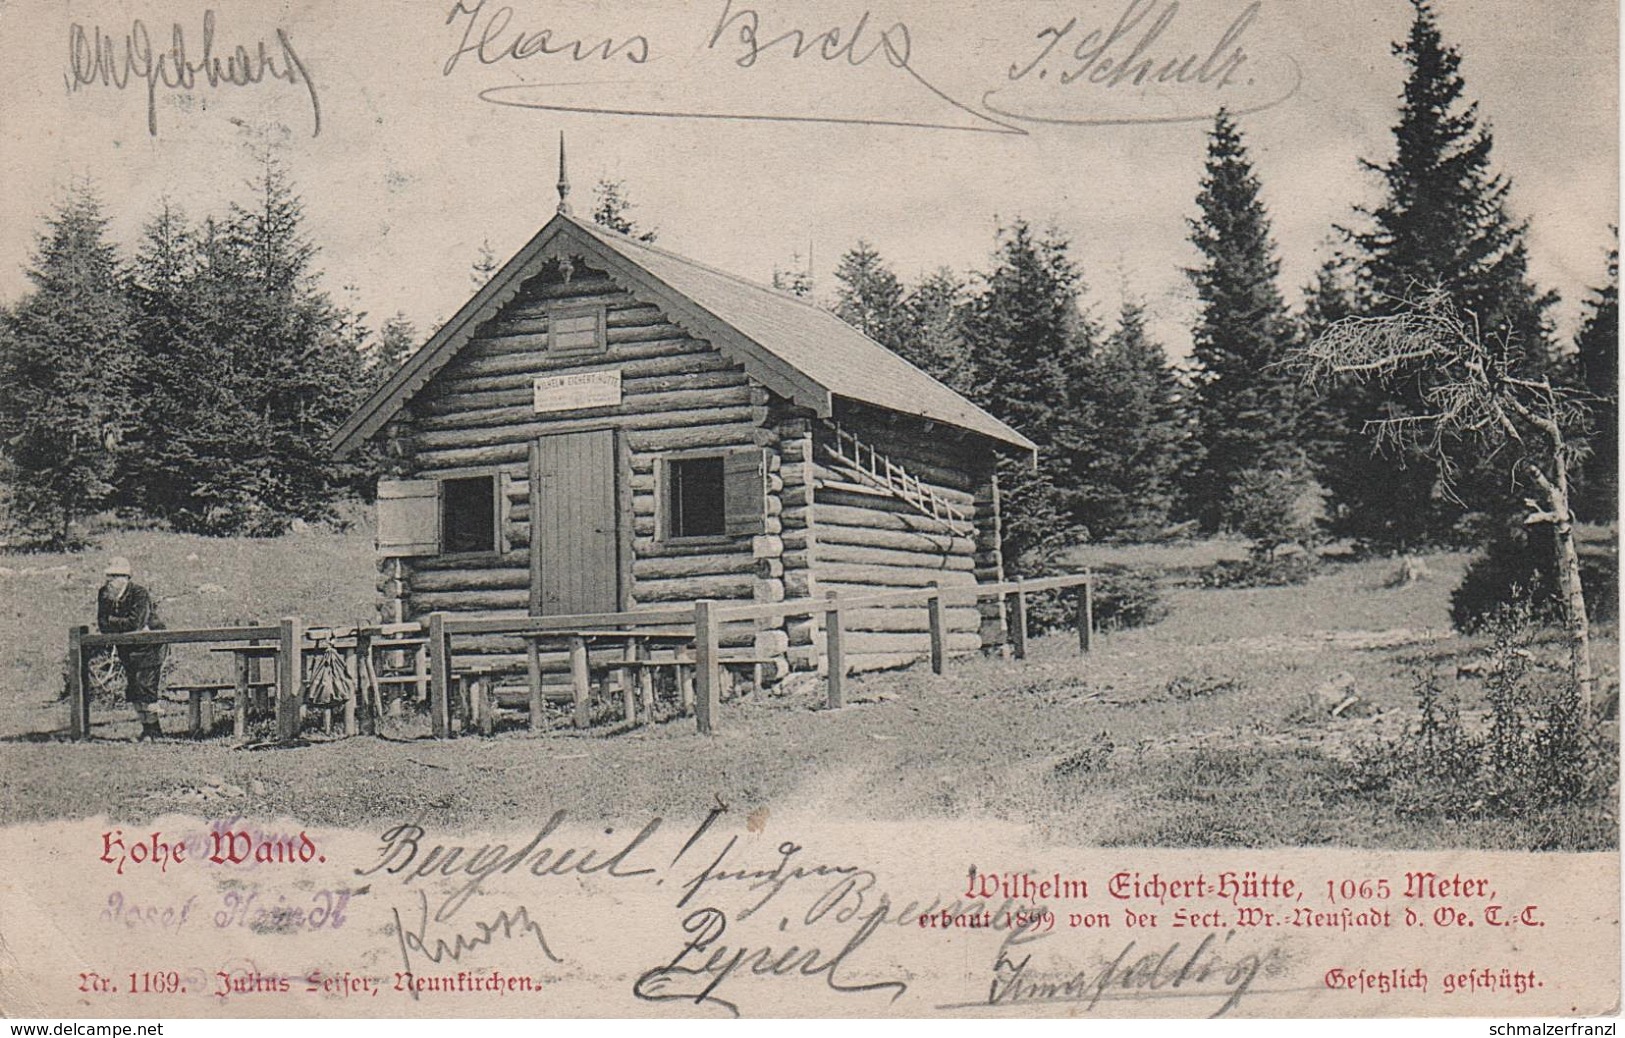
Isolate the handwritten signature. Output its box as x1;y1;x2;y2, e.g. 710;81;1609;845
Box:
986;0;1299;126
448;0;1295;134
64;10;320;137
457;0;1018;135
442;0;651;75
981;929;1274;1017
392;890;560;1001
634;905;906;1017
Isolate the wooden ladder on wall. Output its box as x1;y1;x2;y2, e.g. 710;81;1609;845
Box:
820;421;975;536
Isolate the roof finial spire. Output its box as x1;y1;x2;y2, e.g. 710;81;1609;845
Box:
556;132;572;215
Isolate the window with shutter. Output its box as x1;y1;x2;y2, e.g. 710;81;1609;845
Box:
658;449;766;540
723;447;767;537
377;479;439;557
664;456;727;539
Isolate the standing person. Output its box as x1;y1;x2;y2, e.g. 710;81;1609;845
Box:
97;557;166;741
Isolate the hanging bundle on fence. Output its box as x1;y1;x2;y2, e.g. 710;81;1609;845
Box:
305;641;354;709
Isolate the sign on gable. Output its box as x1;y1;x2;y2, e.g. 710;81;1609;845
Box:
533;370;622;413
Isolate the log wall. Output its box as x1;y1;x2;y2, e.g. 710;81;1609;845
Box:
810;405;996;672
393;261;770;664
777;412;820;670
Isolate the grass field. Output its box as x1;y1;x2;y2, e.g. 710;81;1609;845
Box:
0;514;1616;850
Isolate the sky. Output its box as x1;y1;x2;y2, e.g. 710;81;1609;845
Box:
0;0;1617;361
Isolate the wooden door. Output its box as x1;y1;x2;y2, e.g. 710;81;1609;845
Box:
530;429;621;616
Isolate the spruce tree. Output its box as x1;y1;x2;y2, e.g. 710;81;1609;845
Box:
831;248;973;393
0;187;135;547
1573;240;1618;522
370;312;420;379
1071;300;1194;539
1298;250;1385;534
961;219;1086;571
1333;0;1556;548
1357;1;1553;350
470;239;499;289
127;160;372;535
223;159;372;533
591;179;658;242
1185;109;1301;532
1053;284;1112;537
771;253;814;299
900;268;974;392
833;241;907;349
123;201;214;520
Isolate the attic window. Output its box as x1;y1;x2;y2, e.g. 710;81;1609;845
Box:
549;307;605;356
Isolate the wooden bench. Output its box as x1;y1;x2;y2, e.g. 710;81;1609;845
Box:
168;681;276;737
589;646;778;725
453;649;779;734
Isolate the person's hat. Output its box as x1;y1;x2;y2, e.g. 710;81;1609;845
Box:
104;556;132;577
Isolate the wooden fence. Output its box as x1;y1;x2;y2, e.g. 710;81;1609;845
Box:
65;571;1095;741
700;571;1097;732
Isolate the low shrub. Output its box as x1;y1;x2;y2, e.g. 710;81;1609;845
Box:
1451;525;1618;633
1022;564;1168;635
1198;552;1322;589
1163;673;1245;702
1348;609;1617;849
1053;730;1116;776
1226;457;1322;561
1092;565;1168;629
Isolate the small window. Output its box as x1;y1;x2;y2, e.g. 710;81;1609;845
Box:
666;457;727;539
441;476;497;554
549;307;605;356
660;449;765;541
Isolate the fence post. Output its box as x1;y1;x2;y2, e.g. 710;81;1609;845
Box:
636;639;655;721
527;642;545;733
825;591;846;709
428;612;451;738
355;626;375;736
248;630;269;716
569;636;591;729
277;616;303;742
1078;571;1095;654
187;689;203;737
678;665;695;715
1009;588;1029;660
234;640;251;739
478;677;495;737
67;626;89;740
695;601;720;734
619;639;637;725
927;582;946;675
343;624;359;736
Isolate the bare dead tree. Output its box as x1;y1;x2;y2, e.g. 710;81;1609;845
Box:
1295;288;1596;709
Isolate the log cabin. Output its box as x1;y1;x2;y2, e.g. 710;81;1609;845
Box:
328;142;1036;680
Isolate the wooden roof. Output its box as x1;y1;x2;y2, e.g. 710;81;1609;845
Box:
329;213;1036;457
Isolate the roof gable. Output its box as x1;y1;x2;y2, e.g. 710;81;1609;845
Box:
329;214;1035;457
